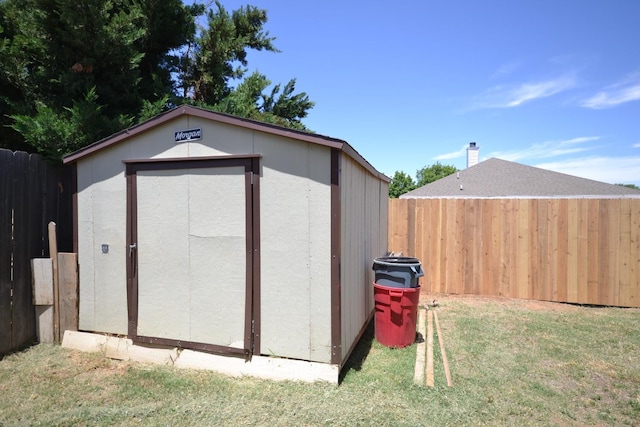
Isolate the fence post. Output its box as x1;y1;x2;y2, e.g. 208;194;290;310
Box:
48;221;60;343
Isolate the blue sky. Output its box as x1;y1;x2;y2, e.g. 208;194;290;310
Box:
195;0;640;186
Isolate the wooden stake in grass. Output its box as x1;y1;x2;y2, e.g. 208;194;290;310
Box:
413;307;427;385
433;310;453;387
426;309;434;387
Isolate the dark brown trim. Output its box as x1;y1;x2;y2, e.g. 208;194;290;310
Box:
250;157;261;355
243;164;253;355
123;155;260;172
71;164;78;253
125;155;260;358
181;106;345;149
126;170;138;338
133;335;248;357
62;105;389;186
63;105;344;164
122;154;261;164
330;148;342;365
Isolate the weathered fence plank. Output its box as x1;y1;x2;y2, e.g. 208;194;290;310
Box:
389;197;640;308
31;258;53;305
35;306;54;344
58;252;79;336
11;151;35;351
0;149;73;355
0;150;13;354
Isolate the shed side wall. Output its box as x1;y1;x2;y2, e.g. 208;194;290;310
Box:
340;155;389;363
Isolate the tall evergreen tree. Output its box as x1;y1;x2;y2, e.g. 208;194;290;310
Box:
0;0;315;161
214;71;313;129
0;0;162;159
180;1;278;105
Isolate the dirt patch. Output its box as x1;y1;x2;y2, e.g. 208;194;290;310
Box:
67;349;133;382
421;293;583;312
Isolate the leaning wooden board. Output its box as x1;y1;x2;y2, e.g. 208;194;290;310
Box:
58;253;79;336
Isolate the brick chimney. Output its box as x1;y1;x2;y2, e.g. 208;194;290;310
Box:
467;142;479;168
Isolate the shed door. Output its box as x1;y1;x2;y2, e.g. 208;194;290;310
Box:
126;157;260;357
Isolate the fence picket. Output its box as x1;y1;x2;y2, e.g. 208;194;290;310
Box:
0;149;73;355
389;197;640;308
0;150;14;354
11;151;34;349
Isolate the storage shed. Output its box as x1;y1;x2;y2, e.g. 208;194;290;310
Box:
62;105;389;382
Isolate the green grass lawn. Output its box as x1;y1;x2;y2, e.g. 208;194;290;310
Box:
1;296;639;426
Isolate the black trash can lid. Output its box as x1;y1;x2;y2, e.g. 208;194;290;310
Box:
373;256;421;266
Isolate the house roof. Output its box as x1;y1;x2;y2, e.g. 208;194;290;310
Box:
401;157;640;198
63;104;390;182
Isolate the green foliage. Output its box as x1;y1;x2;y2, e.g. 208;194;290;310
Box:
0;0;315;161
389;162;458;198
9;87;133;160
138;95;171;122
213;71;314;129
416;161;458;187
0;0;148;112
616;183;640;190
9;103;78;162
389;171;416;198
181;1;278;104
135;0;202;100
263;78;314;127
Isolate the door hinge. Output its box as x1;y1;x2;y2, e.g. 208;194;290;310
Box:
250;172;254;185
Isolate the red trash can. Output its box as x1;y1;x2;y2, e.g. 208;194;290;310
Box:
373;282;420;348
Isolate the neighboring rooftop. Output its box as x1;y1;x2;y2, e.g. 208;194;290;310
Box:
401;157;640;198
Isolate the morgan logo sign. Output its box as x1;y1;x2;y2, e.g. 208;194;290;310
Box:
174;128;202;143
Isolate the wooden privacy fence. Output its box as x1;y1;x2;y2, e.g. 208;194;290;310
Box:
0;149;73;355
389;197;640;308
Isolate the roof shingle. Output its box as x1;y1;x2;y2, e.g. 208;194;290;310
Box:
401;158;640;198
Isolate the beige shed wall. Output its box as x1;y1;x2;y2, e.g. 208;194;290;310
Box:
340;154;389;363
76;115;333;363
77;121;189;335
254;133;333;363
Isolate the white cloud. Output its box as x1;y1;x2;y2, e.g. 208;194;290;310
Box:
581;85;640;109
434;144;468;160
469;75;576;110
505;79;575;107
434;137;600;165
581;73;640;109
489;136;599;161
535;156;640;186
634;143;640;148
491;61;522;79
